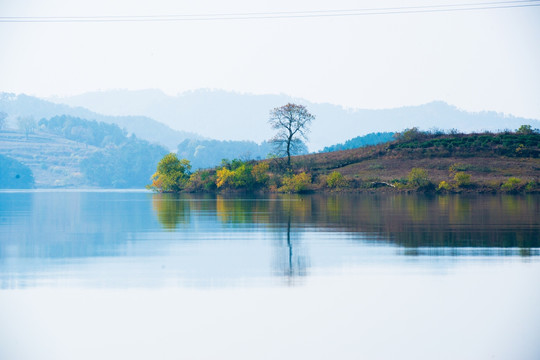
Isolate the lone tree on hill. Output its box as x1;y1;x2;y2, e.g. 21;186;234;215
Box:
269;103;314;167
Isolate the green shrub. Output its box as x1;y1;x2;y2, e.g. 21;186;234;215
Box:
395;127;424;142
327;171;348;189
454;172;471;187
215;163;257;190
516;125;533;135
438;181;452;191
279;172;311;193
187;170;216;192
525;181;538;192
449;163;470;173
231;164;255;188
389;178;407;189
408;168;430;187
252;162;270;185
148;153;191;192
501;177;522;192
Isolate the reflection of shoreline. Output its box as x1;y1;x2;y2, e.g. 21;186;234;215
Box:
152;193;540;249
1;192;539;289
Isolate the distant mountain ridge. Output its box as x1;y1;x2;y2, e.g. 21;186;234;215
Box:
52;89;540;151
0;92;201;150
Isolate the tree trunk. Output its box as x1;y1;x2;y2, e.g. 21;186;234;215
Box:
286;133;293;167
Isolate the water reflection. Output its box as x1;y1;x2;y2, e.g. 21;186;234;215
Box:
151;193;540;249
0;191;538;288
272;208;309;286
152;193;190;230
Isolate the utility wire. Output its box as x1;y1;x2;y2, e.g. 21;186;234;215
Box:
2;0;538;19
1;0;539;23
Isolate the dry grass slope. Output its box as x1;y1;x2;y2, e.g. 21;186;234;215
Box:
291;132;540;189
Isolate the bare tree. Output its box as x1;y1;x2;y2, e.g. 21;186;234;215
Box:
268;103;314;167
17;116;37;139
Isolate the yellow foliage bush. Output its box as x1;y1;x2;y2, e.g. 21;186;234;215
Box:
501;177;521;191
454;172;471;187
438;180;451;191
327;171;348;189
279;172;311;193
216;168;234;188
408;168;430;187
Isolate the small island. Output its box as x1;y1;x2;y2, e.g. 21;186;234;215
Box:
148;104;539;195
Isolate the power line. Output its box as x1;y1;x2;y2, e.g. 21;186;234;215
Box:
2;0;538;19
1;0;539;23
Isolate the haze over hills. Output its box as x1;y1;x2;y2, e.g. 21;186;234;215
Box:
0;93;201;150
1;89;539;188
0;93;275;174
52;89;540;151
0;115;168;188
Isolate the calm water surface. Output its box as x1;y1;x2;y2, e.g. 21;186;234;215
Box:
0;191;539;359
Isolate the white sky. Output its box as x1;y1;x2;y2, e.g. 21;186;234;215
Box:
1;0;539;119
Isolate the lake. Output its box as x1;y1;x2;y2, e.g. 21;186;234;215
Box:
0;190;539;360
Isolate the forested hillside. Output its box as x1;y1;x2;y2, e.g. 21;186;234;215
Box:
0;115;168;188
0;93;200;150
39;115;127;147
81;139;167;188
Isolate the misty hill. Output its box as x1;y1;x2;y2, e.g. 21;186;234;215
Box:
0;93;201;150
0;116;168;188
0;129;100;187
39;115;168;188
177;139;273;170
39;115;127;147
53;89;540;151
321;132;395;153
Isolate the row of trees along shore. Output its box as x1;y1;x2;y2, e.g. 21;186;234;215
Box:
147;104;540;194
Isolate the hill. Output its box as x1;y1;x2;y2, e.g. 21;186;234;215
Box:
0;115;168;188
292;129;540;190
53;89;540;151
147;129;540;194
0;93;201;150
0;129;99;187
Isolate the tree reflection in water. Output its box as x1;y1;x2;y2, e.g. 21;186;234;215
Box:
151;193;190;230
273;202;309;286
149;192;540;270
1;191;537;288
215;195;309;284
151;193;540;247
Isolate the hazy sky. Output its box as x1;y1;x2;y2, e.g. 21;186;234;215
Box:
1;0;540;119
